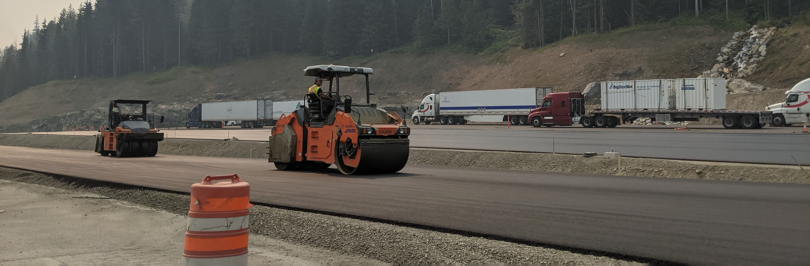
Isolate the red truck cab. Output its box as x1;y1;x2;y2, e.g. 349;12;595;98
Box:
528;92;585;127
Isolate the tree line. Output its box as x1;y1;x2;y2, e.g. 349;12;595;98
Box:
1;0;807;102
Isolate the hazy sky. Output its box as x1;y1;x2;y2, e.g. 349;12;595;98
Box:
0;0;88;48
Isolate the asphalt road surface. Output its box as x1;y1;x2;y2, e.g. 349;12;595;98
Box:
2;146;808;265
408;127;810;165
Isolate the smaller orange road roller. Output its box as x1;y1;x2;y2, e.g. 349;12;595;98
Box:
95;99;164;157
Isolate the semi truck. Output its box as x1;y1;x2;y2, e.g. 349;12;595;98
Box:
410;87;553;125
186;100;303;129
528;78;773;129
766;78;810;126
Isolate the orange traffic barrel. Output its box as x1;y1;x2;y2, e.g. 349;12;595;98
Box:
184;174;252;265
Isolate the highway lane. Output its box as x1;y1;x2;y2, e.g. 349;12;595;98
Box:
1;146;808;265
14;125;810;164
409;128;810;165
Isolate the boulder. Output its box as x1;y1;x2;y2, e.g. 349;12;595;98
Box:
727;79;765;94
582;82;601;99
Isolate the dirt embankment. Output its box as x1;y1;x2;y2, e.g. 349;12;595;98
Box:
2;134;807;184
0;26;744;132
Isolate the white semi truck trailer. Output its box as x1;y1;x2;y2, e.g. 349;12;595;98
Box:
410;87;552;125
186;100;304;128
766;78;810;127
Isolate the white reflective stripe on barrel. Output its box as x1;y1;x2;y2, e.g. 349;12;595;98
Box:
185;254;248;266
187;215;249;232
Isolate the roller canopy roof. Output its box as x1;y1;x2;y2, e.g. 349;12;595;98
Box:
112;99;152;104
304;65;373;77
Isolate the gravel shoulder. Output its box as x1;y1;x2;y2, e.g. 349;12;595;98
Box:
0;173;384;266
0;167;642;265
1;134;807;184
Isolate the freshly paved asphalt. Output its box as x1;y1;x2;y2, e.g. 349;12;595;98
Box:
2;146;808;265
18;124;810;164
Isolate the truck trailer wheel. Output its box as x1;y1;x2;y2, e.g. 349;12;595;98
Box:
459;119;467;125
594;116;608;128
519;116;528;125
448;116;459;125
722;116;739;129
772;115;786;127
509;116;519;125
440;116;449;125
531;117;542;127
581;117;594;128
412;117;420;125
740;115;758;129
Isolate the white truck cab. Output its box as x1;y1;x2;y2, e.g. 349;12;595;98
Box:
767;78;810;126
411;94;438;124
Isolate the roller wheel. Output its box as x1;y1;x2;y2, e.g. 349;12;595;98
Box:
274;162;298;170
448;116;458;125
772;115;786;127
740;115;758;129
722;116;739;129
335;139;409;175
440;116;449;125
594;116;608;128
509;116;519;125
412;117;420;125
607;117;618;128
519;116;528;125
146;141;158;157
115;141;126;157
531;117;542;127
581;117;594;128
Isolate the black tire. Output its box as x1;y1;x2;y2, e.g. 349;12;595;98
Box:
509;116;519;125
594;116;608;128
531;117;542;127
115;141;126;158
448;116;458;125
440;116;449;125
519;116;528;125
607;117;618;128
185;123;190;129
581;117;594;128
146;141;158;157
459;119;467;125
772;115;786;127
412;117;420;125
740;115;758;129
722;116;739;129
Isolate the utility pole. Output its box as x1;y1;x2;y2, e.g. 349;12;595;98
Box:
178;6;181;66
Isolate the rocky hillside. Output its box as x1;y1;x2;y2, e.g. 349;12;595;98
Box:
1;25;808;132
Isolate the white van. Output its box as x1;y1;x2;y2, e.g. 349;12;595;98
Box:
767;78;810;126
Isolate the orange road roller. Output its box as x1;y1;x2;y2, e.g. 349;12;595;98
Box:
268;65;410;175
95;99;164;157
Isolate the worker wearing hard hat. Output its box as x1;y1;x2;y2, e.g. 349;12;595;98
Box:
111;104;123;127
308;78;334;113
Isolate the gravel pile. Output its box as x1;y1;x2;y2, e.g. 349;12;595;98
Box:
0;167;643;265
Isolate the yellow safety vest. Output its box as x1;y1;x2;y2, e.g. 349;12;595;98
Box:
308;85;321;97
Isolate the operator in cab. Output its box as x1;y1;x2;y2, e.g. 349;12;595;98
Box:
111;103;123;127
308;78;335;113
